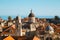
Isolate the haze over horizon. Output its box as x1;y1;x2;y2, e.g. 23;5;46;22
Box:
0;0;60;17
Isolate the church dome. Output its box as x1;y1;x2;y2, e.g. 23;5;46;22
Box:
45;25;54;34
28;10;35;17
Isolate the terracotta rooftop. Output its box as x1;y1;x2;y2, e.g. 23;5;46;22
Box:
33;36;40;40
3;35;14;40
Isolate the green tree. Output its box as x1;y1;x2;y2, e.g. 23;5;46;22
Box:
54;16;59;20
8;16;12;21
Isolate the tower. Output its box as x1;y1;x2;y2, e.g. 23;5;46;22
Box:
16;16;21;24
28;10;35;23
15;16;22;36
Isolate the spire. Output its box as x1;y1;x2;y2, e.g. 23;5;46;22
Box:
30;9;32;13
28;9;35;17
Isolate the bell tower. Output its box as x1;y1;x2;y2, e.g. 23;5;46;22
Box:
15;16;22;36
16;16;21;24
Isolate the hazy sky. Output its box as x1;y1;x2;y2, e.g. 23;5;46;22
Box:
0;0;60;17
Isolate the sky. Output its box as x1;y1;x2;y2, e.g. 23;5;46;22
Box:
0;0;60;17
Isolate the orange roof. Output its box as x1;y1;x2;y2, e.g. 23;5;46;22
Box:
56;29;60;33
11;24;16;29
2;26;8;28
3;35;15;40
33;36;40;40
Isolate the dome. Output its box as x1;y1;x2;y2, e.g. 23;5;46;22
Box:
45;26;54;31
28;10;35;17
45;26;54;34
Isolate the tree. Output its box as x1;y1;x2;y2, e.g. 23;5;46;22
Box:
8;16;12;21
54;16;59;20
